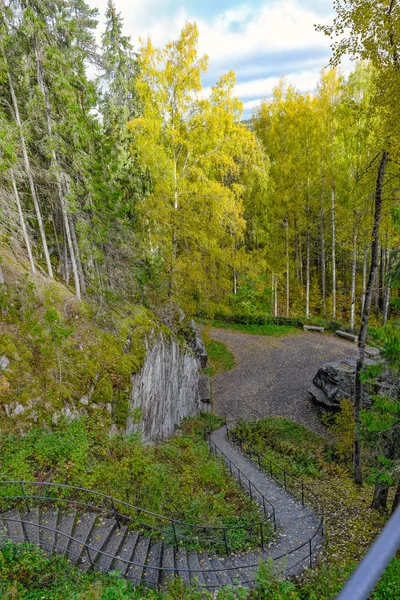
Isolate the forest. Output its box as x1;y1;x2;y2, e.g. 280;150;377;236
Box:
0;0;400;599
0;0;398;326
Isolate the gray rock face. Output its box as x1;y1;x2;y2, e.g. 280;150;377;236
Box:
309;351;395;411
0;355;10;371
126;333;201;441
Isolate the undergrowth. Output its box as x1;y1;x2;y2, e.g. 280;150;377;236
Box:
0;414;268;551
211;321;298;337
0;541;398;599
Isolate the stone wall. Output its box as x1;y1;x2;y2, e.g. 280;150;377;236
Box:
126;332;201;441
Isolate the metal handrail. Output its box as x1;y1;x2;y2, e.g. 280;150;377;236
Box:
0;428;327;587
0;444;274;555
225;421;324;565
336;504;400;600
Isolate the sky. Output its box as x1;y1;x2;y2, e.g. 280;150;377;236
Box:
87;0;350;118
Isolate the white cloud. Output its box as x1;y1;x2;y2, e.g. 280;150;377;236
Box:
87;1;352;116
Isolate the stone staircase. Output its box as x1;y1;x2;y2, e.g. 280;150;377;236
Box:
0;505;265;588
0;427;324;590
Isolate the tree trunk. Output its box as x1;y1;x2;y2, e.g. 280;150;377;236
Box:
354;151;389;485
382;249;391;326
274;276;278;317
350;224;357;330
331;186;337;320
379;246;384;311
10;169;36;275
34;43;81;299
392;481;400;514
371;483;389;513
306;208;310;318
68;213;86;295
285;215;290;317
320;197;326;317
5;62;53;278
0;261;4;284
361;246;367;314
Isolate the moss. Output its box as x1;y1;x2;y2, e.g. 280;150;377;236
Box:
91;376;113;404
0;280;185;432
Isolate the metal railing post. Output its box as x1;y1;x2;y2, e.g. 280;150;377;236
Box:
86;546;94;570
172;521;178;547
309;539;312;568
283;471;287;491
223;528;229;555
301;483;305;506
111;500;121;529
19;482;30;514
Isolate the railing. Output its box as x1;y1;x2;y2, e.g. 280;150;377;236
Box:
336;504;400;600
0;466;273;556
0;425;326;587
225;421;324;570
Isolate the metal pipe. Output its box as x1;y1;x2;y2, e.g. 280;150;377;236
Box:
336;505;400;600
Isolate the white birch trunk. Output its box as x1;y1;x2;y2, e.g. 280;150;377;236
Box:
285;215;290;317
320;197;326;316
306;208;310;318
362;246;367;314
382;248;391;326
6;67;53;278
35;43;81;299
331;186;336;320
10;169;36;275
350;227;357;330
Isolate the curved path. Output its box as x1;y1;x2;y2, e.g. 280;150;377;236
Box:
210;328;355;435
0;329;348;589
0;426;323;590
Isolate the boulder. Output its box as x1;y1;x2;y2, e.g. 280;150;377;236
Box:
308;352;393;411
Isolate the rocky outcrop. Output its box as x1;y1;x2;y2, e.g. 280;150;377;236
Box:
126;331;202;442
308;348;395;411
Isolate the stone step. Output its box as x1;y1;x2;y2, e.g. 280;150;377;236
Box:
231;554;258;586
81;516;116;572
68;511;98;565
21;507;40;545
39;508;59;554
113;531;139;577
175;546;190;586
188;550;206;587
97;524;127;573
2;509;25;543
198;552;220;590
55;510;76;557
126;535;150;586
143;540;163;587
160;543;175;586
210;555;234;587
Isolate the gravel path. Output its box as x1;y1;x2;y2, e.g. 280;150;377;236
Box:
210;328;355;435
209;426;324;579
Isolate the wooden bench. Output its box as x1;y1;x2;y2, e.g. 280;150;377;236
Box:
303;325;324;333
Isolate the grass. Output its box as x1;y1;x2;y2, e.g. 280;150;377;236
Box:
202;336;235;376
212;321;298;337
